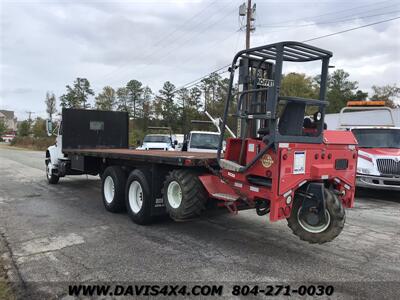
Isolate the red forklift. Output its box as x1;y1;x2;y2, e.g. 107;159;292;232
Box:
46;42;357;244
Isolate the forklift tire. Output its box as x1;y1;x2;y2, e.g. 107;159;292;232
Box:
46;159;59;184
163;169;207;221
101;166;126;213
125;169;153;225
287;188;345;244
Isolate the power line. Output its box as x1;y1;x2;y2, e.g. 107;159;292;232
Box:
94;0;220;84
164;29;241;82
175;65;229;92
107;2;239;86
258;10;400;28
256;0;396;26
302;16;400;42
175;15;400;92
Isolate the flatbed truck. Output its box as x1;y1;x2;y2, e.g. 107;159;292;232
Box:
46;42;358;244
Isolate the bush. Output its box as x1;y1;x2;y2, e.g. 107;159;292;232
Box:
10;136;55;151
129;129;145;148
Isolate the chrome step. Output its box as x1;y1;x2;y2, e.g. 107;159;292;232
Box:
211;193;239;201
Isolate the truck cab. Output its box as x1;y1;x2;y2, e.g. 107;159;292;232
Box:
136;134;178;151
183;131;220;153
338;102;400;190
353;127;400;189
45;120;72;183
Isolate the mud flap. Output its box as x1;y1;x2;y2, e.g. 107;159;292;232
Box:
299;183;327;225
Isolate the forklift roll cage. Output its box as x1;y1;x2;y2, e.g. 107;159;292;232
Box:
217;41;332;172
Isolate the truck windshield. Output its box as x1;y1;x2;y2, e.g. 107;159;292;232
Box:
143;136;170;143
190;133;220;149
352;128;400;148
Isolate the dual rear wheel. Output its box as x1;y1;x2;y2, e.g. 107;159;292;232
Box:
101;166;206;225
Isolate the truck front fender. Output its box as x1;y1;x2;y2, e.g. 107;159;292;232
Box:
46;145;60;166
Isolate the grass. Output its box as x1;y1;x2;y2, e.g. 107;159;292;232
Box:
10;136;55;151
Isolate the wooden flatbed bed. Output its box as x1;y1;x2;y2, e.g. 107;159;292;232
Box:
63;148;218;167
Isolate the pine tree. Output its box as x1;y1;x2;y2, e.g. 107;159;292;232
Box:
95;86;116;111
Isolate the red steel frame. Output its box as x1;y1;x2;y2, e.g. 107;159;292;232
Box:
199;130;357;222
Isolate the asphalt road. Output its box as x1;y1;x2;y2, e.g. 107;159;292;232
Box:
0;144;399;299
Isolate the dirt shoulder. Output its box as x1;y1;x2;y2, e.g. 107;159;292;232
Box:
0;242;15;300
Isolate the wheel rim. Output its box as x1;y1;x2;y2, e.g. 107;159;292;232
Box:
167;181;182;209
297;207;331;233
129;181;143;213
46;161;52;179
104;176;115;204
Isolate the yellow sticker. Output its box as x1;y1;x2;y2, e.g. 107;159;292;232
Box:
261;154;274;168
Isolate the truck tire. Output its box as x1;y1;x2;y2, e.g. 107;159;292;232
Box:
101;166;126;213
45;159;59;184
163;169;207;221
287;188;345;244
125;169;152;225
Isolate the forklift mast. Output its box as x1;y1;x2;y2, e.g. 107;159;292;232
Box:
238;57;274;138
217;41;332;172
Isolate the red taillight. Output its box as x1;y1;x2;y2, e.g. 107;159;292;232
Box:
184;159;193;166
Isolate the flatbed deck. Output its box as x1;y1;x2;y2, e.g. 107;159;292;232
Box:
63;148;218;167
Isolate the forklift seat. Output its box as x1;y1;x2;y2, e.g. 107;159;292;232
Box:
257;127;270;135
278;102;306;136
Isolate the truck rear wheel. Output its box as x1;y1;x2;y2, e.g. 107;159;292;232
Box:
287;188;345;244
101;166;126;213
163;169;207;221
125;169;152;225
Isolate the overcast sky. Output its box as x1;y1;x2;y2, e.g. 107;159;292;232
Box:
1;0;399;120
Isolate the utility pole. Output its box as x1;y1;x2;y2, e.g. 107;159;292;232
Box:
238;1;256;137
26;111;34;123
245;0;252;50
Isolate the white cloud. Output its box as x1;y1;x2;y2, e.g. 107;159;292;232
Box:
0;0;399;119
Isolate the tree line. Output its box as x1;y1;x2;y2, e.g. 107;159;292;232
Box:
11;69;399;143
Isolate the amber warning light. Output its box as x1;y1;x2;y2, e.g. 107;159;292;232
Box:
346;100;386;107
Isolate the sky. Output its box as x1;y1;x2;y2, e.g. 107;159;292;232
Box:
0;0;399;120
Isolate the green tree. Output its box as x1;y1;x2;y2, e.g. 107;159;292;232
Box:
45;92;57;120
116;87;131;114
18;120;30;137
95;86;116;111
142;86;153;121
177;88;191;130
60;78;94;109
60;86;78;108
326;69;358;113
156;81;178;129
200;72;221;110
134;86;154;131
189;87;203;110
126;79;144;118
32;117;47;138
371;84;400;108
0;120;7;136
348;90;369;101
281;73;317;98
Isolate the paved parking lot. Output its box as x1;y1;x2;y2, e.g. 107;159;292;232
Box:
0;145;399;299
